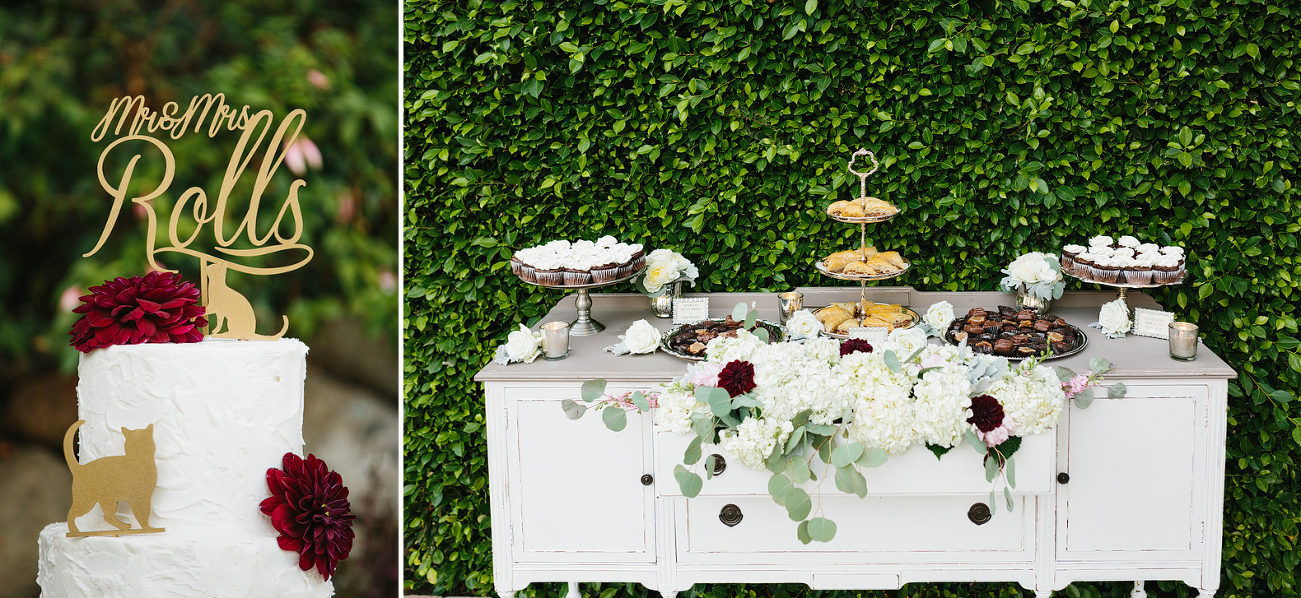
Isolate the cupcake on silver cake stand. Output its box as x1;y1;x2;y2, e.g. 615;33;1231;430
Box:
519;267;645;336
1063;268;1186;305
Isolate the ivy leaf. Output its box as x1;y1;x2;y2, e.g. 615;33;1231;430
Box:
602;406;627;432
999;436;1022;460
785;487;812;520
581;379;607;403
561;399;587;420
673;465;702;498
807;517;837;542
925;443;951;460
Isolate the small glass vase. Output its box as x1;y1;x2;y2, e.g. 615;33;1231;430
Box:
1016;284;1051;315
649;282;681;319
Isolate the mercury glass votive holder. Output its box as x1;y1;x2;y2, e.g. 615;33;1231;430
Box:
778;292;803;324
541;321;570;360
1169;321;1198;361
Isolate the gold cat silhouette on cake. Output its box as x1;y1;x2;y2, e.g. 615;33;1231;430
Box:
203;260;289;340
63;420;165;537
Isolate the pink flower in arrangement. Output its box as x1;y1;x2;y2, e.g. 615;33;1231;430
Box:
688;362;724;387
967;394;1016;447
68;272;208;353
717;360;757;398
920;353;947;369
1064;374;1091;398
261;453;355;581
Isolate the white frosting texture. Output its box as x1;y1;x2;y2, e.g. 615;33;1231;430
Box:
71;338;308;535
38;523;333;598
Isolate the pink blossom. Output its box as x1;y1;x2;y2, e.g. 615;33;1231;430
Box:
920;354;947;369
1063;374;1090;398
977;418;1017;447
687;362;723;387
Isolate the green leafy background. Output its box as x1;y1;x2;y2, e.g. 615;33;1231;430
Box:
404;0;1300;596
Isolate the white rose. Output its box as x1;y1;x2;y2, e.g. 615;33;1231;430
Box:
1008;255;1040;284
888;326;928;357
1031;255;1061;284
624;319;661;354
785;309;823;340
923;301;955;333
1098;298;1131;335
505;324;541;363
643;261;676;294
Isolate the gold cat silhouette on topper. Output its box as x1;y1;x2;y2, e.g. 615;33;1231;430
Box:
203;260;288;340
64;420;165;537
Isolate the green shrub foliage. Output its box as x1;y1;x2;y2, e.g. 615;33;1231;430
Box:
404;0;1300;595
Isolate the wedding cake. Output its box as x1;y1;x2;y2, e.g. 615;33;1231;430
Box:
36;338;334;598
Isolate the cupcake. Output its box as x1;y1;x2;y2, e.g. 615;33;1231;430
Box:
591;261;621;283
629;244;646;270
1074;252;1097;279
1093;257;1121;283
510;255;523;276
533;253;566;286
1152;256;1181;284
1118;235;1141;249
563;268;592;286
1127;261;1154;285
1061;244;1085;272
1089;235;1114;250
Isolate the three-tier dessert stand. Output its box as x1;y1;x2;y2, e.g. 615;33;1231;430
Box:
815;149;910;308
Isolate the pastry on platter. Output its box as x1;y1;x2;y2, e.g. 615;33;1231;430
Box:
827;196;899;219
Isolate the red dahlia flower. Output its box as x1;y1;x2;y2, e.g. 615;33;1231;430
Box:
967;394;1006;432
69;271;207;353
839;339;874;356
717;360;756;398
261;453;356;581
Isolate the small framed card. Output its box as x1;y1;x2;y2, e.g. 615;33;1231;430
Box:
673;298;710;325
1132;307;1176;339
848;326;889;345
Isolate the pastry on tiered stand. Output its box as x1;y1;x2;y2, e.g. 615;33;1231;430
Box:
817;245;909;279
815;300;917;336
827;196;899;222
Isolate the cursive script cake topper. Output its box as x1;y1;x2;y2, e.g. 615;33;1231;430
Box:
83;94;313;339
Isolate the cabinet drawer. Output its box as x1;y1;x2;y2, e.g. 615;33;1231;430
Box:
681;495;1031;559
656;427;1055;497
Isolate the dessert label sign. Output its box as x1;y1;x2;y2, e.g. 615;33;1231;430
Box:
673;298;710;325
1132;308;1176;340
83;95;314;339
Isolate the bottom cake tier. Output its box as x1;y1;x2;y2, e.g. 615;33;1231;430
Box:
38;523;333;598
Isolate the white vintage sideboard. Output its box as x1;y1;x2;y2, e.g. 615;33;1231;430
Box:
474;290;1236;598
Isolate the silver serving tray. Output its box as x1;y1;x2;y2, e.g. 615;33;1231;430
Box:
518;265;645;290
824;205;901;224
660;319;786;362
814;259;911;281
1063;268;1185;289
812;304;921;339
941;315;1089;362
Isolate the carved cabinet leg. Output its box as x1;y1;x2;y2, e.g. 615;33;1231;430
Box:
566;582;580;598
1197;588;1217;598
1130;581;1147;598
1035;591;1052;598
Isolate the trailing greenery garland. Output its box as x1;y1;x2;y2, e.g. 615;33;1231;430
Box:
404;0;1301;596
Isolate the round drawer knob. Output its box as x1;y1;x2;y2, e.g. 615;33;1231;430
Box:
1058;472;1070;484
710;454;727;476
968;503;991;526
719;504;743;527
640;474;654;486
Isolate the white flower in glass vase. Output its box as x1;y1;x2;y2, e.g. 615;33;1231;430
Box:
636;249;698;297
999;252;1064;302
622;319;661;354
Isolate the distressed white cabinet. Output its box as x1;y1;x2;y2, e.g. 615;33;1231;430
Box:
475;291;1235;598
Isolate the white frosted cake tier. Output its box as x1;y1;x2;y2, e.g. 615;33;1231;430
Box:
38;523;333;598
72;338;308;536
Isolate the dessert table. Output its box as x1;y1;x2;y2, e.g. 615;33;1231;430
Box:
475;288;1236;598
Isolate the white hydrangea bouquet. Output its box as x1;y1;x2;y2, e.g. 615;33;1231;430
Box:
633;249;698;297
999;252;1065;302
563;303;1123;543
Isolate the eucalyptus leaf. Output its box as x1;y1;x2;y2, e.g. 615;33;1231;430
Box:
1089;358;1110;375
807;517;837;542
918;366;944;377
684;435;702;465
857;447;890;468
807;424;837;436
731;302;748;321
786;426;806;453
883;350;902;373
784;487;812;521
984;453;999;482
1108;382;1128;399
561;399;588;420
766;451;787;474
708;391;732;417
673;465;702;498
602;406;628;432
1074;387;1095;409
754;327;770;342
691;414;714;440
744;312;757;329
965;430;985;452
704;454;716;480
581;379;607;403
834;465;855;494
1006;455;1017;489
694;386;714;404
791;409;814;428
630;391;650;412
905;345;926;364
797;519;812;545
1004;487;1014;512
831;443;865;468
1055;366;1077;383
789;456;811;483
988;491;996;519
852;468;868;498
769;473;794;506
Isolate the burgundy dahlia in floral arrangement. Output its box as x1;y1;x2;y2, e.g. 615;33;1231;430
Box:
839;338;874;357
717;360;756;398
69;271;208;353
967;394;1015;447
261;452;355;580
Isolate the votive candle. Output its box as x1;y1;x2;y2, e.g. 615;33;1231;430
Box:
1168;321;1198;361
778;292;803;324
541;321;570;360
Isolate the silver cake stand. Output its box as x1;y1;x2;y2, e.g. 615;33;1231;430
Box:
1064;269;1186;303
520;266;645;336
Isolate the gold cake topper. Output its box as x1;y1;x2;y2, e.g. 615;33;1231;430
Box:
63;420;165;537
83;94;312;339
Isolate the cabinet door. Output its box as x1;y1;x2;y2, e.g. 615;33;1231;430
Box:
507;384;655;563
1058;384;1207;560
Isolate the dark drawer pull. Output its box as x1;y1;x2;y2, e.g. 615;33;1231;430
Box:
1058;472;1070;484
719;504;743;527
640;474;654;486
968;503;991;525
710;454;727;476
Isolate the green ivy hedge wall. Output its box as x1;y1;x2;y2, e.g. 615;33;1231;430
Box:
403;0;1300;596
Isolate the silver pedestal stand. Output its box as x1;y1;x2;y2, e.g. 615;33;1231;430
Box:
520;267;645;336
816;149;908;305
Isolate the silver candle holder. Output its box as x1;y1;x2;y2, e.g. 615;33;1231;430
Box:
1168;321;1198;361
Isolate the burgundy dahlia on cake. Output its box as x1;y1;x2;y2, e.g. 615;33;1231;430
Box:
69;271;208;353
262;452;355;581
